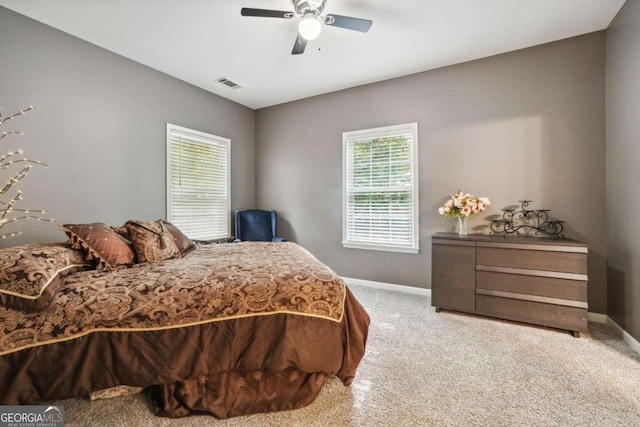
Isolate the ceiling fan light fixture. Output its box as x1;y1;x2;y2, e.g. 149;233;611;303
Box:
298;14;322;41
240;2;372;55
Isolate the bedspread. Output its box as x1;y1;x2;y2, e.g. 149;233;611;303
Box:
0;242;369;418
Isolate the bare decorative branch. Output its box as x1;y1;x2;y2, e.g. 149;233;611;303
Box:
0;105;35;125
0;105;54;239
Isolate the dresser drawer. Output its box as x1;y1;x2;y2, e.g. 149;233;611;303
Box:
476;294;587;331
432;240;476;312
476;271;587;302
476;246;587;274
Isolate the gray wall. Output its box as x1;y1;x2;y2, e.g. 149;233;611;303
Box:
256;33;608;314
0;7;255;245
0;6;611;316
606;0;640;341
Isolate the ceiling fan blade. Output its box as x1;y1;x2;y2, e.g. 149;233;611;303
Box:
292;34;308;55
240;8;294;18
325;14;372;32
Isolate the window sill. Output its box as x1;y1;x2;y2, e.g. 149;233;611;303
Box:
342;242;420;254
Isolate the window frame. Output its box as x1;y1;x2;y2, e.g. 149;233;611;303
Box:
342;122;419;254
166;123;231;240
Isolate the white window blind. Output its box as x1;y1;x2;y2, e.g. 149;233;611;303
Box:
166;124;230;240
343;123;419;253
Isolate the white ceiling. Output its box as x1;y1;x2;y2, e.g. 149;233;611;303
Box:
0;0;626;109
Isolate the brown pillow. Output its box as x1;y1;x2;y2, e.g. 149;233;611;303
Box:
162;220;196;256
111;225;130;240
0;243;91;311
60;223;136;270
125;219;181;263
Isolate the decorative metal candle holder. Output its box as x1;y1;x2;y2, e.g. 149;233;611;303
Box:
489;200;565;239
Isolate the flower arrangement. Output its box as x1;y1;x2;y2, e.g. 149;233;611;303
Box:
438;190;491;218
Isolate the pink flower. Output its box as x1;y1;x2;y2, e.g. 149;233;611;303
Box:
438;191;491;218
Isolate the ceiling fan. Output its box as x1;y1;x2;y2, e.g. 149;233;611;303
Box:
241;0;373;55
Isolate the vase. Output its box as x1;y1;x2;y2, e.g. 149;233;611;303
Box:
457;216;469;236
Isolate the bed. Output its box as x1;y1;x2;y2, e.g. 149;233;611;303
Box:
0;231;369;419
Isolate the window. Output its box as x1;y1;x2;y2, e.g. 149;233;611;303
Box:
343;122;419;253
166;123;230;240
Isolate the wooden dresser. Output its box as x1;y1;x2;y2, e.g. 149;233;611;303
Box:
431;232;588;337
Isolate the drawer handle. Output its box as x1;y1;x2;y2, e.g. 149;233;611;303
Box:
476;241;587;253
476;265;587;281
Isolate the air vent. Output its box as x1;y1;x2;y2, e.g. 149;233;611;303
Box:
216;77;242;89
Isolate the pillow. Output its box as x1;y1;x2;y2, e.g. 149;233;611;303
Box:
111;225;130;240
125;219;181;263
60;223;136;270
162;220;196;256
0;243;91;311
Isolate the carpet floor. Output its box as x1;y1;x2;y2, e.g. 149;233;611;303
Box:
52;284;640;426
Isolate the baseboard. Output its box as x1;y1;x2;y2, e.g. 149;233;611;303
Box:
344;277;640;355
576;314;640;355
604;316;640;356
587;312;608;323
342;277;431;297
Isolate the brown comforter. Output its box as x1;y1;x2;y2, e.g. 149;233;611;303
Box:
0;242;369;418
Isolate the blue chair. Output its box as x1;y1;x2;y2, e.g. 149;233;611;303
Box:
234;209;286;242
